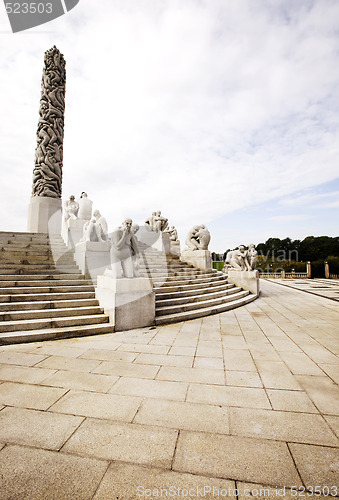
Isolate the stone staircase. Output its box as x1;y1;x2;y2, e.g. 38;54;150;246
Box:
0;231;112;344
138;243;255;325
0;232;256;344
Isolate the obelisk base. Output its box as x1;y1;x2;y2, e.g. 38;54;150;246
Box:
27;196;62;234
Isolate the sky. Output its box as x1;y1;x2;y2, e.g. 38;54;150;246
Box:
0;0;338;252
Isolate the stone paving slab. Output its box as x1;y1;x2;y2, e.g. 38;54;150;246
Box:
50;390;141;421
267;278;339;301
41;369;119;392
0;406;84;449
62;419;178;468
289;443;339;488
173;431;302;487
0;445;108;500
0;280;338;497
134;398;230;434
93;462;237;499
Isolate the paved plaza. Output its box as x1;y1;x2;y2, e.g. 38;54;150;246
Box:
0;279;338;499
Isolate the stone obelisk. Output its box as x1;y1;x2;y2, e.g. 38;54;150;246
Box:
27;46;66;234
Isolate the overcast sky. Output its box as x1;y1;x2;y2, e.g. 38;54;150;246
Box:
0;0;338;251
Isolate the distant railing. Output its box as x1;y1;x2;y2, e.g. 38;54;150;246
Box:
330;274;339;279
259;271;308;279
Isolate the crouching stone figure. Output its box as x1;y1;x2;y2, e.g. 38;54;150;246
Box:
186;225;211;250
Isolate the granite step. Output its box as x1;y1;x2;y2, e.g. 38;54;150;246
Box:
0;285;95;295
0;313;109;333
156;285;241;305
0;279;93;288
0;323;114;344
155;294;255;324
0;298;99;312
0;274;85;281
155;282;234;300
156;289;249;316
0;305;103;322
153;274;227;286
1;291;96;302
154;280;229;294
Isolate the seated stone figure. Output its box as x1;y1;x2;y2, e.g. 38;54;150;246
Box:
224;245;248;271
82;210;108;242
246;243;258;271
145;212;157;232
110;218;140;278
185;225;211;250
164;225;178;241
153;211;168;232
77;192;93;221
64;195;79;221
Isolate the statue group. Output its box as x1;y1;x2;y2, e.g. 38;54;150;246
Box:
224;244;257;272
65;199;214;278
64;192;108;243
145;210;169;232
185;225;211;251
64;193;142;278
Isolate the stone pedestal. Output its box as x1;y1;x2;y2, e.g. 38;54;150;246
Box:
95;272;155;331
61;218;86;249
227;270;260;296
74;241;111;282
27;196;62;234
180;249;212;272
170;240;181;257
307;261;311;278
139;230;171;254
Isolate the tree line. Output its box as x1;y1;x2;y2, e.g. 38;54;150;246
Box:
255;236;339;262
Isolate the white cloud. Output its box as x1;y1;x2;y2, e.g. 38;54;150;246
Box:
0;0;338;250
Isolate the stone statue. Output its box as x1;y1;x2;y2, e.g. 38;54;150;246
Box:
131;224;140;236
111;218;140;278
145;211;168;232
32;46;66;199
145;212;157;232
224;246;248;271
77;192;93;221
63;195;79;221
164;226;179;241
154;211;168;232
82;210;108;242
246;244;258;271
185;225;211;250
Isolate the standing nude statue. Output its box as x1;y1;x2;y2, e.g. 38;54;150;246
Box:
110;218;140;278
246;244;258;271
